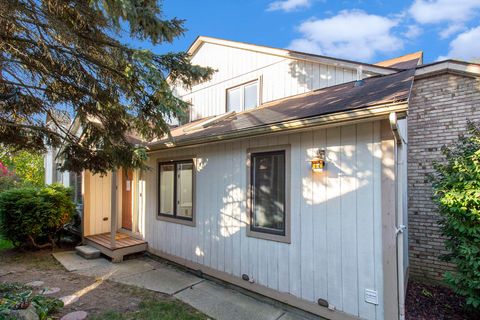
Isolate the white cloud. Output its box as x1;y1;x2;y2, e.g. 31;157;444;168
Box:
439;24;465;39
267;0;312;12
288;10;403;61
409;0;480;38
409;0;480;24
438;26;480;61
404;25;423;39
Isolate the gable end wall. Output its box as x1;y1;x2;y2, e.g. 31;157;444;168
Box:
408;73;480;280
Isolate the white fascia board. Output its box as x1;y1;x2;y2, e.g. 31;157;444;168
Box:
415;60;480;78
189;36;398;76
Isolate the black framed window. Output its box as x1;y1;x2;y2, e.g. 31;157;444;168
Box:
158;160;194;220
250;150;286;235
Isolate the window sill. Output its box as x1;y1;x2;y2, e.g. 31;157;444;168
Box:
246;229;290;244
156;215;196;227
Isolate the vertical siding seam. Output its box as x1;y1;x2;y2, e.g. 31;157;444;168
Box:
340;127;344;310
324;128;329;304
312;130;316;300
355;124;360;317
372;121;378;320
325;128;330;303
299;133;303;298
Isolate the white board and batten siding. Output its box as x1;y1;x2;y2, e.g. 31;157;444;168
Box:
141;120;386;320
174;42;370;121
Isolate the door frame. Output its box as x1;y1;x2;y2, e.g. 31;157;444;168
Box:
118;169;143;238
121;169;133;231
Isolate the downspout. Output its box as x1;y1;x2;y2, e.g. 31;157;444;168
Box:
389;112;406;320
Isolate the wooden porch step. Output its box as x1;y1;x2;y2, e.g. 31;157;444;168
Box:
85;233;146;250
84;232;147;262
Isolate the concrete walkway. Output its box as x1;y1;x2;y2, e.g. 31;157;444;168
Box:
53;252;316;320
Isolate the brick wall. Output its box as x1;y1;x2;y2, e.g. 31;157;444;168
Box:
408;73;480;280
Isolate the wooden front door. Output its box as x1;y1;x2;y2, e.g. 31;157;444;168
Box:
121;170;133;230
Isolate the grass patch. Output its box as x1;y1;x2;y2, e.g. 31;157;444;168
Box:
0;234;13;250
92;299;207;320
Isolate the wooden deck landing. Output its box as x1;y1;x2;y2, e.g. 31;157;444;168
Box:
84;232;147;262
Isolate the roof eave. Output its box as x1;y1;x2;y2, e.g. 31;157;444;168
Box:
147;101;408;152
415;60;480;78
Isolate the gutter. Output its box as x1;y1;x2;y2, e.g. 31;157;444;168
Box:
389;112;407;320
148;102;408;152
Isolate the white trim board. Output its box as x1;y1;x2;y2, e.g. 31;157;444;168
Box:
187;36;398;76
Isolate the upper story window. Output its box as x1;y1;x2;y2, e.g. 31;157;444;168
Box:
226;80;259;113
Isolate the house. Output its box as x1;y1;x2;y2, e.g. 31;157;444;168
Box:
45;36;480;320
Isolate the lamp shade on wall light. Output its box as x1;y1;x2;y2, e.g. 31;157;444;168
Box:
308;149;326;173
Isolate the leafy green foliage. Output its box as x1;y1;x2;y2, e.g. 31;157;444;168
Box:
0;233;14;250
431;121;480;309
0;0;214;174
31;295;64;320
0;184;75;248
0;282;63;320
0;146;44;189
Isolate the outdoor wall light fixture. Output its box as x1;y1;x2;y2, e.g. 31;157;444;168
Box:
308;149;326;173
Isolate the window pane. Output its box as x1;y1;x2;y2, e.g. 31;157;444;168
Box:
227;87;242;112
244;82;258;110
251;151;285;234
159;164;175;215
176;162;193;218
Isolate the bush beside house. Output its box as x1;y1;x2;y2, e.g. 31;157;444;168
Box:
0;185;75;248
432;122;480;309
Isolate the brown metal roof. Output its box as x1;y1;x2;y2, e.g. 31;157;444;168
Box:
149;69;414;148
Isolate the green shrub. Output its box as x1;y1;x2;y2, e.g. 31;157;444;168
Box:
432;122;480;309
0;184;75;248
0;175;21;193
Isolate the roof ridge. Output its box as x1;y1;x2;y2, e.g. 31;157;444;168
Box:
188;36;401;73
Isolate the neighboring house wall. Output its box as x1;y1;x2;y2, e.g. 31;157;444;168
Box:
44;147;55;184
175;42;373;121
44;146;70;185
408;73;480;280
143;120;390;319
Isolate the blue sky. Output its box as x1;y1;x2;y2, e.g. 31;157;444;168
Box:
134;0;480;64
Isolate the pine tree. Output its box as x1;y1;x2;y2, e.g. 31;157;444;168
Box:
0;0;213;174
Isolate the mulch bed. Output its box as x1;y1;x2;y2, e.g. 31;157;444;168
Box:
406;279;479;320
